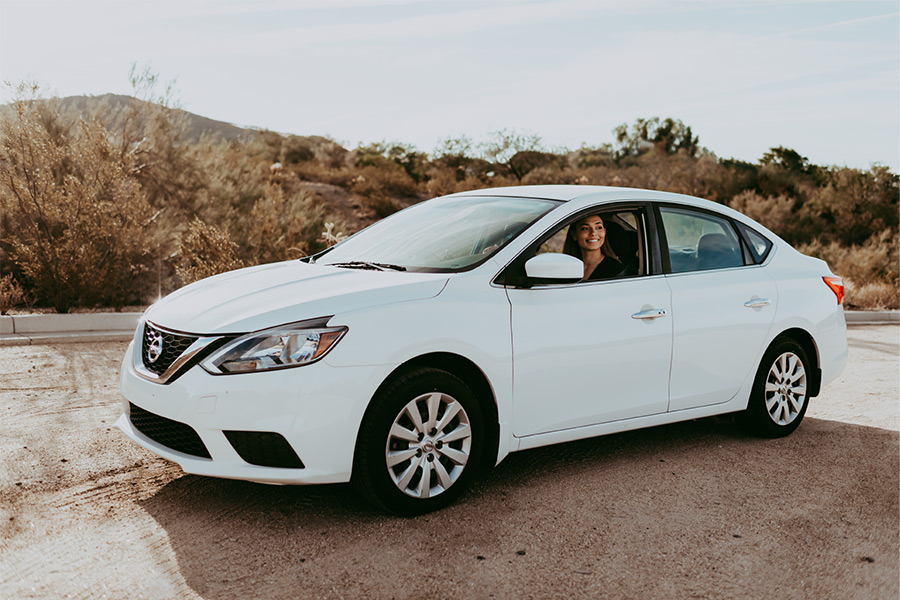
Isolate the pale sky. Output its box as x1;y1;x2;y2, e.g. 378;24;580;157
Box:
1;0;898;171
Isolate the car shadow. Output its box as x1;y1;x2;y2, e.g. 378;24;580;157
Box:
137;416;899;599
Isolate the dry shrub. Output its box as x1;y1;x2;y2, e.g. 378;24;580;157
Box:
321;222;347;246
797;230;898;285
521;166;569;185
351;165;418;200
424;169;459;198
359;192;401;219
175;218;244;285
0;87;157;312
293;162;355;188
424;170;491;198
729;191;800;240
0;274;27;314
797;229;899;309
845;281;899;310
242;183;327;264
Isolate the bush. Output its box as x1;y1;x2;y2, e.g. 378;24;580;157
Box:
845;281;899;310
292;162;355;188
240;183;328;264
351;165;419;200
0;274;27;314
175;218;244;285
796;229;899;309
728;191;808;243
0;88;157;312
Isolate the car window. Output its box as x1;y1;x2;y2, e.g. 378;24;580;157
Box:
737;222;773;263
659;207;745;273
317;195;558;272
535;209;646;280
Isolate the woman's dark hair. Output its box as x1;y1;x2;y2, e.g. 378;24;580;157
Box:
563;214;620;261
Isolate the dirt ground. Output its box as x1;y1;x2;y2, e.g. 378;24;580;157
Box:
1;326;897;600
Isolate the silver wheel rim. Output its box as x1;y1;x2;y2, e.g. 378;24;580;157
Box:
764;351;807;426
385;392;472;499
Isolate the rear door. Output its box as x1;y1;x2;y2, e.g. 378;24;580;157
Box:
657;205;777;411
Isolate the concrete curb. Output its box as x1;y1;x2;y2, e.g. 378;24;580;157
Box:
0;312;140;346
844;311;900;325
0;310;896;347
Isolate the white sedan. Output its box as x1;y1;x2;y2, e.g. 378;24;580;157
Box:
117;185;848;515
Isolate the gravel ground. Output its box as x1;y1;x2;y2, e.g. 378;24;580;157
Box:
0;326;897;600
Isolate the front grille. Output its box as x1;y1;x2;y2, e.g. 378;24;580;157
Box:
224;431;305;469
141;323;198;376
129;403;211;459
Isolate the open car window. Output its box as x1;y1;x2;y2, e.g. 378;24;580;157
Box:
533;209;646;281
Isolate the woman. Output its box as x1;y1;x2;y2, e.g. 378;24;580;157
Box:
563;214;623;280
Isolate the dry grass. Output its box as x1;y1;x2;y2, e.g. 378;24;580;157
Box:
845;281;900;310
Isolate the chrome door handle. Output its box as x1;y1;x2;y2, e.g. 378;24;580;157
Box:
632;308;667;320
744;298;771;308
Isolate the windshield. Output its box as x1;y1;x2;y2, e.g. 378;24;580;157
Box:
317;195;559;272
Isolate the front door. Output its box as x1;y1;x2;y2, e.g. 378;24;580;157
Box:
508;276;673;437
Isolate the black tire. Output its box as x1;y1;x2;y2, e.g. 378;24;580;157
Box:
739;337;812;438
353;367;485;516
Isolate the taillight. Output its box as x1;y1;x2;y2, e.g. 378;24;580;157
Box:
823;276;844;304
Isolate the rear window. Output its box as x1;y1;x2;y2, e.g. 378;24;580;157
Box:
737;222;773;263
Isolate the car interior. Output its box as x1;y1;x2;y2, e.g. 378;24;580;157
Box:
535;209;645;281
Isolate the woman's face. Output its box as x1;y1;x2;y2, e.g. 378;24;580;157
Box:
573;215;606;252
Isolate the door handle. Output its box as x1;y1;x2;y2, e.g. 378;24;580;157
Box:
744;298;771;308
632;308;667;320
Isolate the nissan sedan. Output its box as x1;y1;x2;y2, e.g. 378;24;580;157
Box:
117;185;848;515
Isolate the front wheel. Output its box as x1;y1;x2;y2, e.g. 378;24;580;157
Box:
739;337;812;438
353;368;484;515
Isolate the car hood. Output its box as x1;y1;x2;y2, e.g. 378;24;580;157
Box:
145;260;450;334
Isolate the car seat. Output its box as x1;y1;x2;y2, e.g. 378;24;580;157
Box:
604;220;639;276
696;233;742;271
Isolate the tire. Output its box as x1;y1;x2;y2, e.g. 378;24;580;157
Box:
353;367;485;516
739;337;812;438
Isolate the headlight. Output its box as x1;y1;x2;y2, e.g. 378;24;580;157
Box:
200;322;347;374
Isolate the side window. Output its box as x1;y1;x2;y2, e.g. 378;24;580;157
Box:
536;209;646;280
737;222;773;263
659;207;745;273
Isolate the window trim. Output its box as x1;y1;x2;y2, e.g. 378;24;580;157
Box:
495;201;656;288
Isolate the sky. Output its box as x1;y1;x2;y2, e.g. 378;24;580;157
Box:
1;0;898;171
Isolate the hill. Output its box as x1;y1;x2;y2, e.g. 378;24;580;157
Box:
55;93;255;143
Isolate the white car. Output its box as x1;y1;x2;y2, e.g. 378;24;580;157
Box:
117;185;848;515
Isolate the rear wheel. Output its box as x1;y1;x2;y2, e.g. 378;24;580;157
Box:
739;337;811;438
353;367;484;515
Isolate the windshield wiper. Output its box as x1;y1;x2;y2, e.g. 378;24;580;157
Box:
328;261;407;272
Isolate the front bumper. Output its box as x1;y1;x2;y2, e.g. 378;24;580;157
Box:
117;340;392;484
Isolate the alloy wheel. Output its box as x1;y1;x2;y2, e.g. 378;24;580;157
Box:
385;392;472;499
764;351;807;426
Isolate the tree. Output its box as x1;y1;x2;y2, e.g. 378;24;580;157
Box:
479;129;543;166
760;146;812;174
614;117;699;158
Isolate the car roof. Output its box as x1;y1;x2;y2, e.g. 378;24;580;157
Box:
448;184;719;205
447;184;786;243
449;184;632;202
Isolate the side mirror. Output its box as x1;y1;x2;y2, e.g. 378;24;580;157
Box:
524;253;583;281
